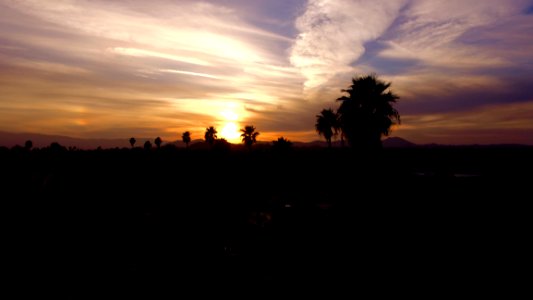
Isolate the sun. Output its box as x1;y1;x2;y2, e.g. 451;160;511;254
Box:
219;106;241;143
220;122;240;143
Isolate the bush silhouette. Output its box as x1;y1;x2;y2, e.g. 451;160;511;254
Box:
144;141;152;150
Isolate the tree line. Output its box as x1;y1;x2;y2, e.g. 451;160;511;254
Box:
126;124;290;151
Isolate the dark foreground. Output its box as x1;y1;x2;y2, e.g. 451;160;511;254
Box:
2;146;531;296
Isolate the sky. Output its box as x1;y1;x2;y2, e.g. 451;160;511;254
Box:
1;0;532;145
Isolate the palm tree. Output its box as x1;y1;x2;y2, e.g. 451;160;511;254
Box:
154;137;162;149
240;125;259;150
337;74;400;150
182;131;191;148
204;126;217;146
315;108;339;148
129;137;136;148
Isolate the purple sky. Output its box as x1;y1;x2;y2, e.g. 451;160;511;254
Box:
1;0;532;144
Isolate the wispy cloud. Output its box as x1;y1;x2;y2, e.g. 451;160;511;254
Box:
290;0;406;88
378;0;531;69
111;48;213;67
0;0;305;141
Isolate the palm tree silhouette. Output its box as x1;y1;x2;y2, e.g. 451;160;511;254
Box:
315;108;339;148
204;126;217;146
240;125;259;150
337;75;400;150
182;131;191;148
154;137;162;149
129;137;136;148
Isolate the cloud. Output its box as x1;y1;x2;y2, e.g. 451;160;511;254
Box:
0;0;306;141
378;0;531;69
290;0;406;88
291;0;532;88
110;48;213;67
289;0;533;144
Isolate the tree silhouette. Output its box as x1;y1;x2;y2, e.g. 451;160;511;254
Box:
204;126;217;146
213;138;231;152
272;137;292;151
240;125;259;150
129;137;136;148
337;75;400;150
49;142;66;153
315;108;339;148
154;137;162;149
182;131;191;148
24;140;33;150
144;141;152;150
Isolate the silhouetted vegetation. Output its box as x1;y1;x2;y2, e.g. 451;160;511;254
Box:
337;75;400;150
315;108;339;148
24;140;33;150
204;126;217;146
154;137;162;149
272;136;293;152
182;131;191;148
143;140;152;150
240;125;259;150
213;138;231;152
317;74;400;150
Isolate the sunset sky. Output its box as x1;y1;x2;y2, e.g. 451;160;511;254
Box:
1;0;532;144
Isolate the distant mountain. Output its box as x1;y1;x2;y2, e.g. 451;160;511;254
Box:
382;137;416;148
0;130;419;149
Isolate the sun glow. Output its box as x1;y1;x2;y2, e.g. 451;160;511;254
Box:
218;104;241;143
220;110;238;121
220;122;240;143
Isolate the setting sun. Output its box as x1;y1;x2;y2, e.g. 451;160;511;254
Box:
220;122;240;142
219;105;242;143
